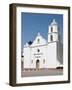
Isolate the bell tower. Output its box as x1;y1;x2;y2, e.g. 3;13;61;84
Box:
46;19;60;68
48;19;59;42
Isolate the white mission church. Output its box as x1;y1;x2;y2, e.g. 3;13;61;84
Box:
22;19;63;70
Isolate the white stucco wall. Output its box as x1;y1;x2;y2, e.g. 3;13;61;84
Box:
23;46;31;68
31;33;47;46
30;45;47;68
23;42;61;69
46;42;58;68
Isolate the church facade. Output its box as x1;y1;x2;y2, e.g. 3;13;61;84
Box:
22;19;63;69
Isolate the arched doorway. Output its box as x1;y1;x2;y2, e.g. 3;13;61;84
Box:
36;59;40;69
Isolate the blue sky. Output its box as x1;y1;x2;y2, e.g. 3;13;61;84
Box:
21;12;63;50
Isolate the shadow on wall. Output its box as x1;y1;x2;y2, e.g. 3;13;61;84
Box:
57;41;63;64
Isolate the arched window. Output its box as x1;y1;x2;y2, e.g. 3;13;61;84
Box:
51;35;53;41
37;49;40;52
51;27;53;32
37;38;40;43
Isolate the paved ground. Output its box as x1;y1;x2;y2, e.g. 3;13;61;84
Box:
21;69;63;77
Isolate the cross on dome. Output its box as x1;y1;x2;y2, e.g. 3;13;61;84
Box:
51;19;57;25
37;32;41;36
